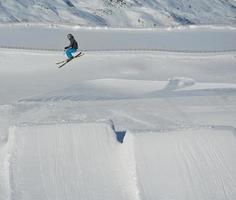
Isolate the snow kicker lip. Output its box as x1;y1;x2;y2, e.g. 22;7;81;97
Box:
7;122;140;200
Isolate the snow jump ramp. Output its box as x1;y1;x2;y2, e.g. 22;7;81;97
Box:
8;123;236;200
9;123;138;200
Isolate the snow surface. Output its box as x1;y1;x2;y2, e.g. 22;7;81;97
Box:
0;24;236;52
8;123;139;200
6;123;236;200
126;128;236;200
0;0;236;27
0;24;236;199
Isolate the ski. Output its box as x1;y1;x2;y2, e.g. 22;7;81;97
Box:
56;52;83;64
57;52;84;68
58;60;70;68
56;60;67;65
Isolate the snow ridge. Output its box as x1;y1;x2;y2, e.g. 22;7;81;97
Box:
0;0;235;27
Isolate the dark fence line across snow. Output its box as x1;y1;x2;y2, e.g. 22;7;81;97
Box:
0;24;236;53
1;45;236;54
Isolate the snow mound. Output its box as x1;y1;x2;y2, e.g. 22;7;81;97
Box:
165;77;196;91
19;79;165;102
19;78;236;102
6;123;236;200
125;127;236;200
9;122;139;200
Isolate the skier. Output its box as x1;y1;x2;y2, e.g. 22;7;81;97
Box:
56;34;83;68
64;33;78;61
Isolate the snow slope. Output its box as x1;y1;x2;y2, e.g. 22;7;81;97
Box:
5;123;236;200
0;25;236;199
126;128;236;200
0;0;236;27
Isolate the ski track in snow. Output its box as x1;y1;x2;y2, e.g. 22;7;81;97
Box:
0;25;236;199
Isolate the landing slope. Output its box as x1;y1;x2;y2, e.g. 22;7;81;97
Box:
126;128;236;200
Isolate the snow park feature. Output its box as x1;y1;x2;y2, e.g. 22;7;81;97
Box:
0;17;236;200
8;123;139;200
4;123;236;200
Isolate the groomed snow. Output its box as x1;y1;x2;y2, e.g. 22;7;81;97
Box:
125;128;236;200
8;123;139;200
5;123;236;200
0;25;236;200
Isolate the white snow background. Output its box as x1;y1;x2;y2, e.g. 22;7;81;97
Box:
0;24;236;200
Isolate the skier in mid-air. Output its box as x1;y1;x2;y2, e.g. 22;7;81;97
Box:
64;33;78;61
56;33;83;68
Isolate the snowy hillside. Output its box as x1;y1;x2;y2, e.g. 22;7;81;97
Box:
0;24;236;200
0;0;236;27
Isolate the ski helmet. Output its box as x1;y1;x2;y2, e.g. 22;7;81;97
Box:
67;33;73;39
